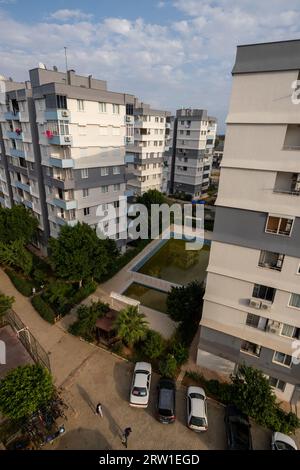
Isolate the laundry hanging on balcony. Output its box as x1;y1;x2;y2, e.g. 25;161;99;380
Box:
44;129;54;139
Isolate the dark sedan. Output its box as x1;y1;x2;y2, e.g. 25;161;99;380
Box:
156;378;176;424
224;404;253;450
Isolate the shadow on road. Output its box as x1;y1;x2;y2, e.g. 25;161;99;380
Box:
101;403;123;439
77;384;95;413
52;427;111;450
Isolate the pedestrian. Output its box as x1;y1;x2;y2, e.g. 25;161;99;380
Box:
95;403;103;417
121;427;132;448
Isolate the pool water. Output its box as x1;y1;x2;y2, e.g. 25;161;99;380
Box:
123;283;168;313
138;238;210;285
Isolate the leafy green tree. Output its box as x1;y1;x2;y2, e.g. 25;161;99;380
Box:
43;281;74;314
115;306;148;348
0;205;38;245
169;341;189;366
167;281;203;323
0;365;54;420
137;189;165;212
0;240;33;275
49;223;116;287
69;301;109;341
0;293;14;317
159;354;178;378
141;330;165;359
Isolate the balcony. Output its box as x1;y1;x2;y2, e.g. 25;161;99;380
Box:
7;130;23;140
45;109;71;121
49;135;73;146
15;180;30;193
49;157;74;169
53;198;77;210
125;154;136;164
10;148;25;159
56;214;77;227
274;172;300;196
4;111;20;121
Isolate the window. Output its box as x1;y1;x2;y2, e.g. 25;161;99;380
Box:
114;201;119;208
265;215;293;236
56;95;67;109
253;284;276;302
77;100;85;112
186;130;190;136
113;166;120;175
84;207;90;216
113;184;120;191
258;251;284;271
101;167;109;176
289;293;300;309
281;324;298;338
82;189;89;198
241;341;261;357
81;169;88;179
112;104;120;114
180;120;184;125
273;351;292;367
246;313;260;328
180;130;184;135
101;185;109;193
269;377;286;392
160;117;164;123
155;117;159;122
99;102;107;113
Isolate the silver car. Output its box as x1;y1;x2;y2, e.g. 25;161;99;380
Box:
129;362;152;408
187;386;208;432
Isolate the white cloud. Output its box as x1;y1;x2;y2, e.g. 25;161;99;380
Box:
49;9;93;22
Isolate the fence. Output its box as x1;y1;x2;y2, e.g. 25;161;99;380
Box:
2;309;50;371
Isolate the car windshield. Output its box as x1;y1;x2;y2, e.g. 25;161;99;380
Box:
190;393;204;400
190;416;206;427
275;441;296;451
230;421;250;447
132;387;147;397
159;408;173;417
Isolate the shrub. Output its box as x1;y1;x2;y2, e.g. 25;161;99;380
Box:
31;294;56;324
159;354;178;378
69;301;109;341
169;341;189;366
141;330;165;359
6;269;33;297
72;280;97;305
43;281;74;316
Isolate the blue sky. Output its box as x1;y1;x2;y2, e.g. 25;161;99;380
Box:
1;0;300;131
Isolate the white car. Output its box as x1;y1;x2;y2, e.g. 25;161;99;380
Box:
187;386;208;432
271;432;297;450
129;362;152;408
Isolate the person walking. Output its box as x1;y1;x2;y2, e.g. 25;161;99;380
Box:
121;427;132;448
95;403;103;418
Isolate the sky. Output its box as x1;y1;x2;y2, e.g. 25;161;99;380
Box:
1;1;300;131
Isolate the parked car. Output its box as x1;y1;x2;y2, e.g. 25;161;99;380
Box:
224;404;253;450
271;432;297;450
156;378;176;424
186;386;208;432
129;362;152;408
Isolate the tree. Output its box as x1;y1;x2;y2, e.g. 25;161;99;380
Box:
0;240;33;275
114;306;148;348
159;354;177;378
169;341;189;366
137;189;165;212
49;223;117;287
0;293;14;317
43;281;74;314
0;364;54;420
141;330;165;359
0;205;38;245
69;301;109;341
167;281;203;323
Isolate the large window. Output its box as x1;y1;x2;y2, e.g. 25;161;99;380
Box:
265;215;293;236
241;341;261;357
81;169;88;179
112;104;120;114
268;376;286;392
101;167;109;177
281;323;298;338
289;293;300;309
56;95;67;109
258;251;284;271
246;313;260;328
253;284;276;302
272;351;292;368
98;102;107;113
77;99;85;112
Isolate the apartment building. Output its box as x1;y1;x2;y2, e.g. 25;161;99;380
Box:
125;101;170;195
166;109;217;199
197;40;300;404
0;67;135;250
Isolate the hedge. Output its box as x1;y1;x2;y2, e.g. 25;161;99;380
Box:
5;269;33;297
31;294;56;324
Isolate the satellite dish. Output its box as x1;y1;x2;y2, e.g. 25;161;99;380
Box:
38;62;46;69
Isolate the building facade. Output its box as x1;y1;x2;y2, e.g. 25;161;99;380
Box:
125;101;170;195
166;109;217;199
197;40;300;404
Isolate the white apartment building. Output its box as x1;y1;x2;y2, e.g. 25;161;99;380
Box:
125;102;170;195
197;40;300;405
166;109;217;199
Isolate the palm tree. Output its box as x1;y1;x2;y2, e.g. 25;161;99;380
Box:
114;306;148;348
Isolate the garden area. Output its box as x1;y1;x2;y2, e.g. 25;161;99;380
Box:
183;366;300;435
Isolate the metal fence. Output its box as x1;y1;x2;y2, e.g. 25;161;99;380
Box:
3;309;51;372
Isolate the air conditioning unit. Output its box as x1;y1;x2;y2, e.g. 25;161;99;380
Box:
249;299;261;309
267;320;281;334
64;136;71;143
61;110;69;117
260;302;271;310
